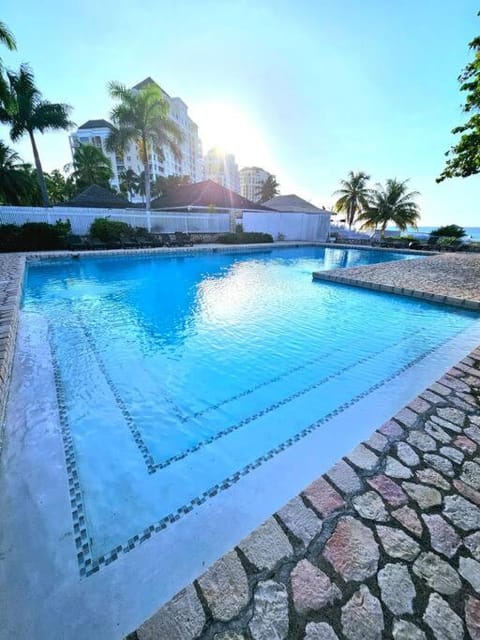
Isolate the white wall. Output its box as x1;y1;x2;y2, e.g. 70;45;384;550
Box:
243;211;330;241
0;206;230;235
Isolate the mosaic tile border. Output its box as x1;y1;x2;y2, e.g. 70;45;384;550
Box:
48;318;462;578
66;315;452;476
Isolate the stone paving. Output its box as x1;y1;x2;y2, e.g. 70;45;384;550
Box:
0;254;24;430
313;252;480;309
131;355;480;639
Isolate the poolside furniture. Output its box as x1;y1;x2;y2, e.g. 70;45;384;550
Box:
119;235;137;249
66;235;89;251
159;233;174;247
88;237;107;250
174;232;194;247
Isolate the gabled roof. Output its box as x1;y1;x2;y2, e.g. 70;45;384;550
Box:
63;184;131;209
78;119;115;131
151;180;272;211
263;194;326;213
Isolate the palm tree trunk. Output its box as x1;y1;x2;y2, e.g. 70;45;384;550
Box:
142;136;151;211
28;129;50;207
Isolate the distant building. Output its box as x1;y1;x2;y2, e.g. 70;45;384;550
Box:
69;119;122;190
239;166;271;202
203;147;240;193
263;194;327;213
69;78;203;196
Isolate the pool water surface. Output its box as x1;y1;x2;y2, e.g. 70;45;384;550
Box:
22;246;480;575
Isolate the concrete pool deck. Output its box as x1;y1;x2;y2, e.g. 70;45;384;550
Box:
1;246;480;640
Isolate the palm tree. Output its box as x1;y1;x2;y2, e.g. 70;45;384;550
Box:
107;81;183;210
45;169;76;203
69;143;113;190
0;21;16;103
119;168;140;200
0;64;73;206
357;179;420;237
0;141;36;204
256;175;279;203
333;171;371;229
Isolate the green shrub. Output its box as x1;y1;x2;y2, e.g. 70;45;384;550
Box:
0;224;22;252
436;236;462;246
90;218;133;242
430;224;466;239
217;231;274;244
0;220;72;252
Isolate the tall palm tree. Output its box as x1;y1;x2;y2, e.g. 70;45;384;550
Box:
0;140;35;204
256;175;280;203
333;171;371;229
69;143;113;190
357;179;420;237
0;64;73;206
119;168;140;200
107;81;183;210
0;21;16;103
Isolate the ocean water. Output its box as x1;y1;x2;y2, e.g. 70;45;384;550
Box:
403;226;480;240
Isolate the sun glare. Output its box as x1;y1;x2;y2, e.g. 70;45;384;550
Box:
192;102;273;168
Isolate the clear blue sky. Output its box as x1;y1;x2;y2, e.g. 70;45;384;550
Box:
1;0;479;225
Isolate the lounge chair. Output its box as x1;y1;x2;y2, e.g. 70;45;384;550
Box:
66;234;89;251
159;233;174;247
88;237;107;250
120;234;137;249
174;231;194;247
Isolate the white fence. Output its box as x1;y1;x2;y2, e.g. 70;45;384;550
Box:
243;211;330;241
0;206;231;235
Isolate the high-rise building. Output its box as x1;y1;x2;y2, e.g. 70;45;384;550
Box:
69;78;203;196
239;166;271;203
203;147;240;193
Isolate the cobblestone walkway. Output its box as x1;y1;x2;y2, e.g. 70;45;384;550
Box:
0;254;24;427
131;354;480;639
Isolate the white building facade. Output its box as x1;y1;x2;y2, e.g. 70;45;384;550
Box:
69;78;203;196
203;147;240;193
239;166;271;203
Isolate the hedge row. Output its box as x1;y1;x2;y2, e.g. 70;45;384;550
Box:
0;221;71;252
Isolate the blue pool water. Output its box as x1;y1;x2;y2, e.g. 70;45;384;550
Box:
23;246;479;574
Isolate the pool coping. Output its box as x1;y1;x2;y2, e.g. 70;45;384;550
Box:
312;270;480;311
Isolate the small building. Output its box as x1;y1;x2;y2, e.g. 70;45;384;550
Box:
150;180;271;212
243;193;331;242
263;194;328;213
63;184;132;209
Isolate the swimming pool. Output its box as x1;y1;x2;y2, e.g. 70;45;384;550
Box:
20;245;480;582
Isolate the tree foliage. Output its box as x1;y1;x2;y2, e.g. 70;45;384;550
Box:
0;21;16;104
357;179;420;236
0;64;73;206
437;14;480;181
430;224;466;239
256;175;279;203
69;143;113;190
107;81;183;210
333;171;371;228
0;140;34;204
